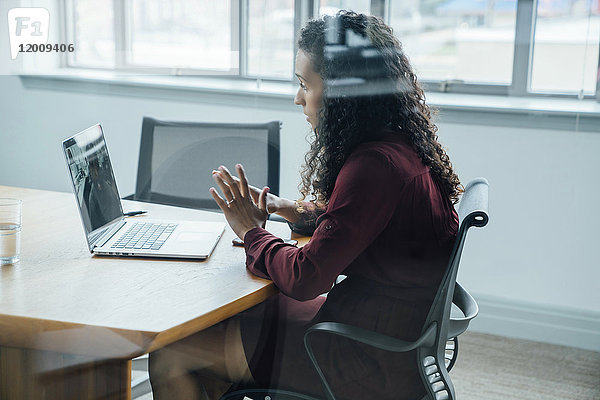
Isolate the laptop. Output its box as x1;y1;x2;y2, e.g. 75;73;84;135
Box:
62;124;225;259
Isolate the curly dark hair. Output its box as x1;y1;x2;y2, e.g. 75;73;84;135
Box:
297;11;462;205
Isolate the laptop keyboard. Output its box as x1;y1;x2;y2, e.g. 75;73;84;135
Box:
89;229;106;245
111;222;178;251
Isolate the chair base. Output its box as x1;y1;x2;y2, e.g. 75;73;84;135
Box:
221;388;323;400
222;388;432;400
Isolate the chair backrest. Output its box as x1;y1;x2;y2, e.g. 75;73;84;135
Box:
418;178;489;400
134;117;281;209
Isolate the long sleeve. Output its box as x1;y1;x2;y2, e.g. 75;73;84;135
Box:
286;201;326;236
243;149;399;301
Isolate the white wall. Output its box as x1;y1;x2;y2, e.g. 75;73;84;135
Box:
440;122;600;312
0;76;310;198
1;75;599;349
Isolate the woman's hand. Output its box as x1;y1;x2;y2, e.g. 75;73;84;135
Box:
212;167;304;224
225;175;282;214
210;164;269;240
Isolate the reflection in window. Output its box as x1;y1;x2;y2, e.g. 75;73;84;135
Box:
389;0;518;85
530;0;600;94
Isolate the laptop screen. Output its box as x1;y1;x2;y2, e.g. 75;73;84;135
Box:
62;124;123;243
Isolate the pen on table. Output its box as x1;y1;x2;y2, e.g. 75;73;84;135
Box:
123;210;148;217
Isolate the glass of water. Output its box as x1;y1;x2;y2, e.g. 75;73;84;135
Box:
0;198;22;265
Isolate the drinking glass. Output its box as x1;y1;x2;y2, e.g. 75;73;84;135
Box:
0;198;22;264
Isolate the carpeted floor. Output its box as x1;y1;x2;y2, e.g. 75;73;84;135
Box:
451;332;600;400
137;331;600;399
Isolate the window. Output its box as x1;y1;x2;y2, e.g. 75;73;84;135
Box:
68;0;238;74
247;0;295;79
319;0;371;16
69;0;115;68
129;0;235;72
389;0;518;85
65;0;600;98
530;0;600;94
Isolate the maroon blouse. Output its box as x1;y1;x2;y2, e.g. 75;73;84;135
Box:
240;132;458;400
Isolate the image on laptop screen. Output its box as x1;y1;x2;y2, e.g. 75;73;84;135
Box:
63;125;123;235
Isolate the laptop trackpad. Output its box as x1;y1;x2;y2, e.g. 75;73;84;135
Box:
159;230;218;255
161;222;225;257
176;231;215;242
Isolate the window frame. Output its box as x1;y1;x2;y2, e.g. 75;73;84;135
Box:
61;0;600;100
65;0;245;77
382;0;599;100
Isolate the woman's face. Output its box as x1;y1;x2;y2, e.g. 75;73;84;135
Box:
294;50;323;131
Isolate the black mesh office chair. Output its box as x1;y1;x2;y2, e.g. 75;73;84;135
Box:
222;178;489;400
131;117;281;210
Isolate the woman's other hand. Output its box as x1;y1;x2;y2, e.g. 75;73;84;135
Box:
222;174;282;214
212;166;304;224
210;164;269;239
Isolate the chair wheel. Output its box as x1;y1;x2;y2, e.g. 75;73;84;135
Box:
444;337;458;371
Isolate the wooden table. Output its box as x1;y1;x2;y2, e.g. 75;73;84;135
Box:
0;185;290;400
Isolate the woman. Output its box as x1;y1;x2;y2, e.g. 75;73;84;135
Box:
149;11;461;400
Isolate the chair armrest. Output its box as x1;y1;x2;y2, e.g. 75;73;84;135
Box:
447;282;479;338
458;178;489;229
305;322;437;353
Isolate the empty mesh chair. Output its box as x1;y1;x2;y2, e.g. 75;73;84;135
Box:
133;117;281;210
222;178;489;400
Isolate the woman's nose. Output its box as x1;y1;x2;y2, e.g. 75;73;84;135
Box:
294;88;305;106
